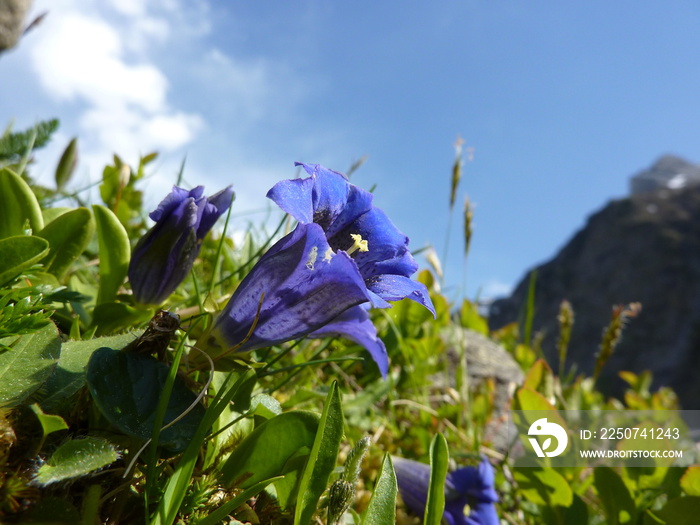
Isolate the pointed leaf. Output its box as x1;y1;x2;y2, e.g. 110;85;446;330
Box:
55;137;78;192
0;322;61;407
29;403;69;437
424;433;449;525
92;204;130;304
34;437;119;485
362;454;397;525
0;235;49;285
0;168;43;238
294;381;345;525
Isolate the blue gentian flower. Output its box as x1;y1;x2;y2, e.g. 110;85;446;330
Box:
267;162;435;315
210;222;373;356
129;185;233;305
208;163;433;375
393;456;499;525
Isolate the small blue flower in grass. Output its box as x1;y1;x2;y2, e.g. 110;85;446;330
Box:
393;456;499;525
129;185;233;305
267;162;436;315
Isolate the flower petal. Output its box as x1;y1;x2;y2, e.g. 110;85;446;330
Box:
266;176;316;224
309;305;389;376
447;457;498;503
150;186;203;222
197;185;234;237
366;274;436;317
213;223;372;351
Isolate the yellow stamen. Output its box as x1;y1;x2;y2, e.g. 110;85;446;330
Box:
346;233;369;256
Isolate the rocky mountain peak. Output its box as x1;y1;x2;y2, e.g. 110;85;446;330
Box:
630;154;700;195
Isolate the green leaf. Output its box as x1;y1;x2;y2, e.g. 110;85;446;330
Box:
594;466;636;524
0;119;59;161
648;496;700;525
250;393;282;420
86;347;205;454
294;381;345;525
362;454;397;525
55;137;78;192
424;433;449;525
29;403;69;437
42;207;72;224
681;466;700;496
219;411;319;488
0;322;61;407
40;332;140;413
0;235;50;285
92;204;131;304
37;207;95;280
0;168;44;238
459;299;489;335
34;436;119;485
522;359;555;400
513;465;573;508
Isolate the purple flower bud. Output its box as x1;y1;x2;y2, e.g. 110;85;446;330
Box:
129;185;233;305
393;456;499;525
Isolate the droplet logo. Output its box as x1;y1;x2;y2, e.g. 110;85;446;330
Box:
527;418;568;458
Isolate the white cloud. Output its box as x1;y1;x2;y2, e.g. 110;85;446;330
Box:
26;1;203;180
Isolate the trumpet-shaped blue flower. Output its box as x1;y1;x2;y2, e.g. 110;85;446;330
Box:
393;456;499;525
267;162;435;315
129;185;233;305
210;222;373;355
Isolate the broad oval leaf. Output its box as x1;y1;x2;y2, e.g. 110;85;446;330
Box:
86;347;205;454
362;454;398;525
0;168;44;239
37;207;95;280
34;436;119;485
92;204;130;304
0;322;61;407
0;235;49;285
219;411;319;488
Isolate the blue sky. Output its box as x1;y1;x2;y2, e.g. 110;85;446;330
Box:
3;1;700;301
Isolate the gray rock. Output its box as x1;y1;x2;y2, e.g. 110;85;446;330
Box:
440;326;524;450
630;155;700;195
